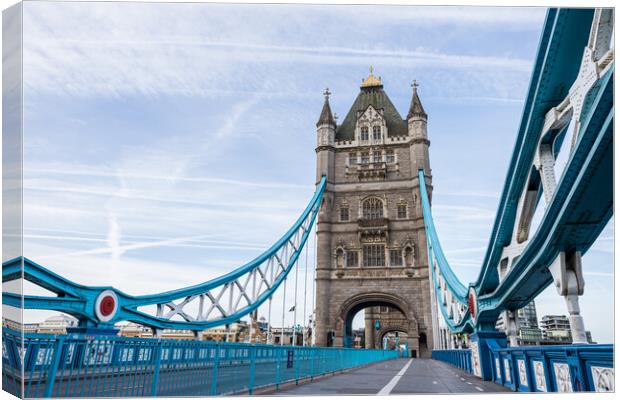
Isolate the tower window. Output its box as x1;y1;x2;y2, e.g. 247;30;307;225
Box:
360;152;369;164
386;150;395;163
373;126;381;140
362;198;384;220
390;249;402;266
346;251;359;267
397;204;407;219
349;153;357;165
373;151;382;163
363;244;385;267
340;207;349;222
360;126;369;141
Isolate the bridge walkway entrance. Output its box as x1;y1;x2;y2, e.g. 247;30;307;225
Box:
274;358;510;395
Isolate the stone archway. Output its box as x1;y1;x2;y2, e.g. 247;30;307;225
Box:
336;292;420;353
376;325;409;349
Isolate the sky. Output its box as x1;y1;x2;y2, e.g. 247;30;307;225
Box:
5;2;613;342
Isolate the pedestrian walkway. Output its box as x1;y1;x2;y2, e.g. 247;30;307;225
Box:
275;358;510;395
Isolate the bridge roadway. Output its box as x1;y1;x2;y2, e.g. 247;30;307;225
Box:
274;358;510;395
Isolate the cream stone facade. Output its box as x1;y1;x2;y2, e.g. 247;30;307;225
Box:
314;72;436;357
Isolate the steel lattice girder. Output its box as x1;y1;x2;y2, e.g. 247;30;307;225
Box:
3;177;327;331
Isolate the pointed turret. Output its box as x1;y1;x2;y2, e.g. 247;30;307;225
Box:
316;88;336;184
407;79;430;176
316;88;336;127
407;80;427;120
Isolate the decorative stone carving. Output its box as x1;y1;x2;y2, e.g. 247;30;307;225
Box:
504;358;511;382
591;366;614;392
533;360;547;392
470;341;481;377
553;362;572;392
495;357;501;380
518;359;527;386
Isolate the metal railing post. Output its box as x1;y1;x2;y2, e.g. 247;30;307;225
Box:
248;346;256;394
275;347;281;390
310;347;315;382
43;336;65;398
150;340;163;396
295;348;300;385
210;344;220;396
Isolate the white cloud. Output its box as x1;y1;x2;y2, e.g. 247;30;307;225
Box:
21;2;540;99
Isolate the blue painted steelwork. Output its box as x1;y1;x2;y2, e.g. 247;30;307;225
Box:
416;7;614;334
431;350;472;374
474;8;596;298
419;169;471;333
1;328;398;398
2;177;327;332
418;170;468;303
490;344;613;392
433;345;613;392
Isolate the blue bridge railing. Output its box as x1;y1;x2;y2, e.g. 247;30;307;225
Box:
431;349;472;374
432;345;614;392
2;328;398;397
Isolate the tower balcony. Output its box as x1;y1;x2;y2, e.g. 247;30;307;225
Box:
358;217;389;228
358;217;389;242
355;162;387;180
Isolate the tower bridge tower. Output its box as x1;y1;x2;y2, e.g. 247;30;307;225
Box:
314;69;437;357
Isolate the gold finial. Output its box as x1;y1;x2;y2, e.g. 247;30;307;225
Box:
412;79;419;90
323;87;331;99
361;66;382;88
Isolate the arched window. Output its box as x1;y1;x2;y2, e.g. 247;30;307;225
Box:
397;203;407;219
348;152;357;165
340;207;349;221
362;198;384;220
373;125;381;140
360;126;369;141
390;249;402;266
346;250;359;267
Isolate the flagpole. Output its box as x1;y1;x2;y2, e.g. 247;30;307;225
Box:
311;226;317;346
293;256;299;346
302;232;309;347
281;277;287;346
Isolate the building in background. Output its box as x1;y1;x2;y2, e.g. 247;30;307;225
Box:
36;315;78;334
517;301;539;329
539;315;594;344
3;315;79;335
2;318;39;334
496;300;543;345
540;315;572;343
117;320;251;342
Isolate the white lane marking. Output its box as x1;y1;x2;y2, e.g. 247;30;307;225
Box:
432;381;438;385
377;359;414;395
466;382;472;385
475;386;484;392
460;378;465;381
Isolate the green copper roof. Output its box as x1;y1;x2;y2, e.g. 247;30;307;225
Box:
335;86;407;141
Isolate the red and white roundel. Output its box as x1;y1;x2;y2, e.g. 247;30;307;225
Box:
94;290;118;322
468;287;477;321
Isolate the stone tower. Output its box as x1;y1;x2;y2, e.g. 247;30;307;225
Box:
314;70;435;357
